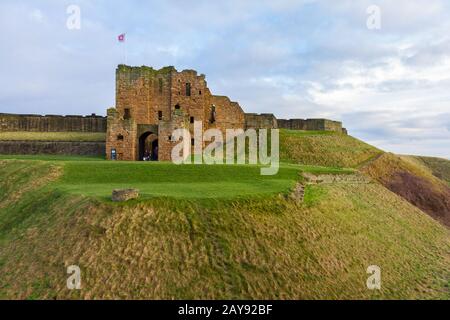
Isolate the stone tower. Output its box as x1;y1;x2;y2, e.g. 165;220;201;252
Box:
106;65;245;161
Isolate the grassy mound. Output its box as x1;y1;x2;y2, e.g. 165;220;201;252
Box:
0;155;353;200
0;131;106;142
279;130;382;168
0;159;448;299
55;161;302;200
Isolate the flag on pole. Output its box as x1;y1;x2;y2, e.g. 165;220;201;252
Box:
118;33;125;42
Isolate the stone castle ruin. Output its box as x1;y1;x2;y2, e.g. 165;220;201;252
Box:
0;65;346;158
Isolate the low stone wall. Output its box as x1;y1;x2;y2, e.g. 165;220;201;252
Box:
245;113;278;129
0;141;105;156
0;113;107;132
277;118;343;132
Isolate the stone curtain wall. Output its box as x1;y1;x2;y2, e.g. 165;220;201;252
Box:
0;141;105;156
245;113;278;129
244;114;346;133
0;113;107;132
277;118;344;133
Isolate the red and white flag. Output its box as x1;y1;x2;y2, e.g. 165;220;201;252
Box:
118;33;125;42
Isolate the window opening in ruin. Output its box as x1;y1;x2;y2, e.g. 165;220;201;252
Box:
210;105;216;124
158;111;163;120
117;134;124;141
191;138;195;146
124;108;131;120
186;83;191;96
190;116;194;123
199;90;202;95
175;104;181;110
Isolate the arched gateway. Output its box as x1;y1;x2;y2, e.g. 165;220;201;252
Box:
139;131;158;161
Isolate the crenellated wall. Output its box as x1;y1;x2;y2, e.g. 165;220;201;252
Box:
0;113;106;132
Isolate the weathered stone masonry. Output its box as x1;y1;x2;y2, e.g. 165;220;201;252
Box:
0;113;106;132
0;113;106;156
0;64;346;159
106;65;245;161
107;65;347;162
0;141;105;156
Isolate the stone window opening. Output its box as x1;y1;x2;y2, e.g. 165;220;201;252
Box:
158;111;163;120
190;116;194;123
124;108;131;120
186;83;191;96
117;134;124;141
191;138;195;146
199;90;202;95
175;104;181;110
210;105;216;124
158;78;163;94
168;135;172;141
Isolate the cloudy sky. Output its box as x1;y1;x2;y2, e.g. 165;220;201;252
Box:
1;0;449;158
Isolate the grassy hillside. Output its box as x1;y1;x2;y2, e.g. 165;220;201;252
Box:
361;153;450;227
414;156;450;185
279;130;383;168
0;159;449;299
0;131;106;142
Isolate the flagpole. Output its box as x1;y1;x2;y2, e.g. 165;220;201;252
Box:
125;33;127;65
118;33;127;65
124;40;127;65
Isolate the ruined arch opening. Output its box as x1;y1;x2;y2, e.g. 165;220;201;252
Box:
139;131;158;161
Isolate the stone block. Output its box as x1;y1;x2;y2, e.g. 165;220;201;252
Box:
112;189;139;202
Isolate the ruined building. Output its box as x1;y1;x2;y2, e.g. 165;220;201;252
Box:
0;65;346;158
106;65;346;161
106;65;245;161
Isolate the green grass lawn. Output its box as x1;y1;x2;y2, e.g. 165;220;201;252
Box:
0;154;105;161
0;155;353;200
0;131;106;141
54;161;301;200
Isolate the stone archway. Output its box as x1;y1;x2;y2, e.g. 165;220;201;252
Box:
139;131;158;161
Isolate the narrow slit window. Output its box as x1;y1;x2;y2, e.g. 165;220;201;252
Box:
158;78;163;94
186;83;191;96
210;105;216;124
158;111;163;120
190;116;194;123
